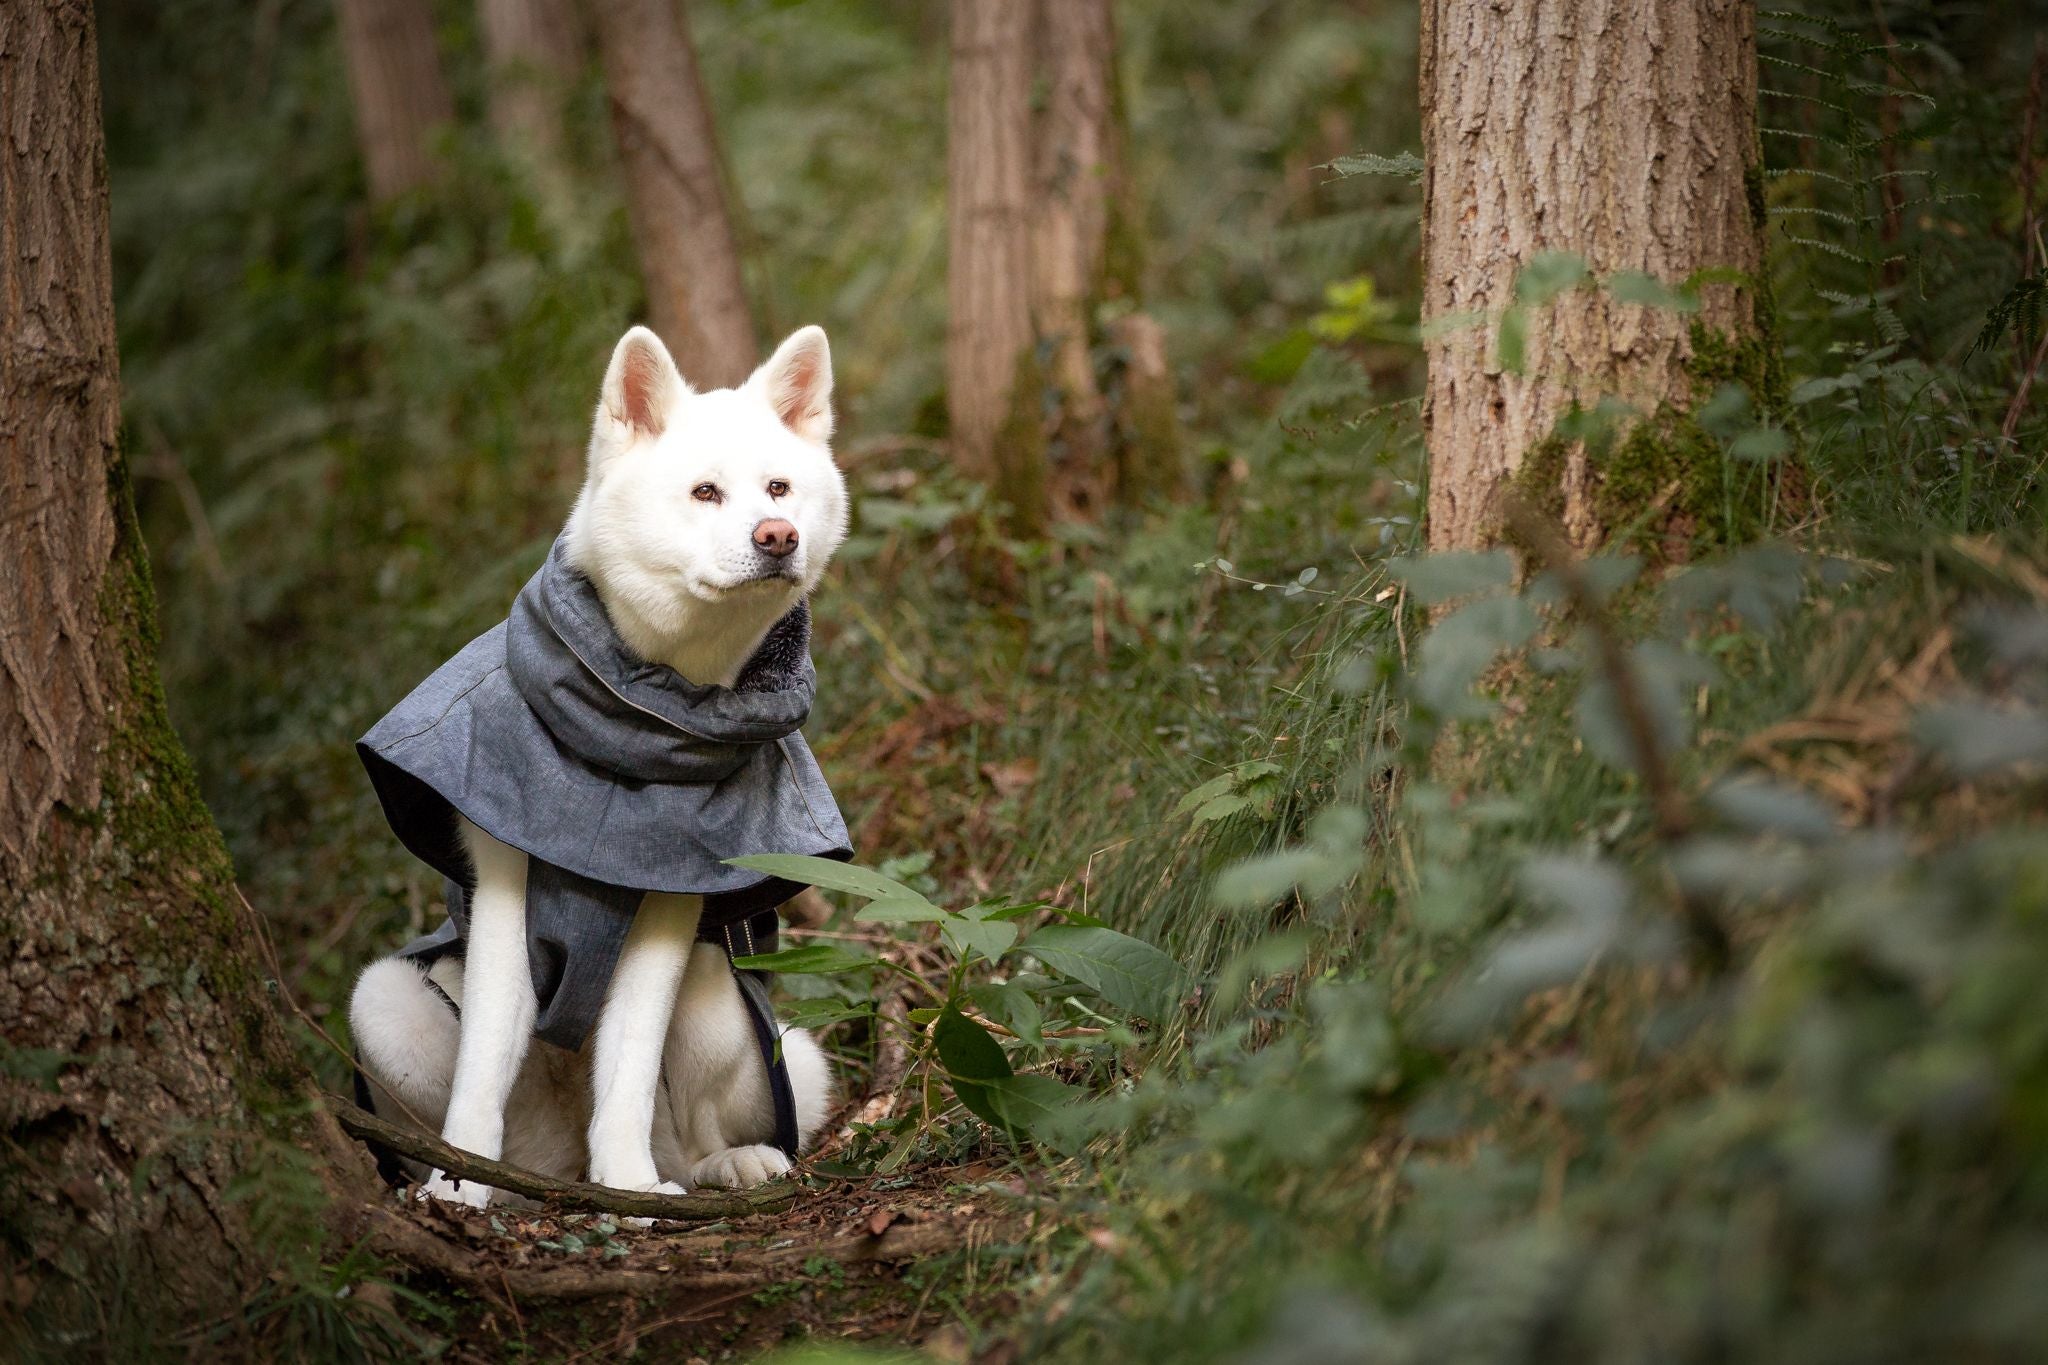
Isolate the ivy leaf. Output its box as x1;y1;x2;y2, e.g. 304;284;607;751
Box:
731;944;876;975
1025;925;1190;1022
725;854;934;907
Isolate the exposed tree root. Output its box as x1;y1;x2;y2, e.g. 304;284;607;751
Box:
329;1095;798;1221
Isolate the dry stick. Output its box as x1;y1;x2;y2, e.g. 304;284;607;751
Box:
332;1097;797;1220
1501;497;1730;969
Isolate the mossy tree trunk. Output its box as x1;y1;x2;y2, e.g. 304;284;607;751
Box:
1419;0;1781;554
593;0;758;389
1;1;362;1338
333;0;456;204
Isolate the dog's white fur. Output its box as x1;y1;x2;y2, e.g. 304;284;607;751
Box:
350;325;847;1206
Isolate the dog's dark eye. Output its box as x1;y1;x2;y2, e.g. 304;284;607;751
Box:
691;483;721;504
767;479;791;498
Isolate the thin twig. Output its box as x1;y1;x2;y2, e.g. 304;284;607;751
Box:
1502;496;1729;969
330;1097;798;1220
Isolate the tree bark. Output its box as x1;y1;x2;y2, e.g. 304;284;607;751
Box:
947;0;1043;532
480;0;584;165
333;0;456;204
2;1;360;1335
1032;0;1115;515
1420;0;1774;553
592;0;757;389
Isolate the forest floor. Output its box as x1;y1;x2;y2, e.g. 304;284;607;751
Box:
373;1164;1035;1362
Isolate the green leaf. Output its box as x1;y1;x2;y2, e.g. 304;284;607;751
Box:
1497;306;1527;373
1914;702;2048;774
934;1007;1013;1131
940;909;1020;964
777;997;876;1030
1515;251;1589;306
967;981;1045;1046
1413;594;1542;714
724;854;934;906
731;944;877;975
1025;925;1190;1023
984;1074;1086;1149
1729;426;1793;461
1606;270;1700;312
1387;550;1516;606
1171;771;1239;818
1326;150;1424;182
853;897;949;924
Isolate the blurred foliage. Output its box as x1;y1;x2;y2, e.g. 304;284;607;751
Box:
99;0;2048;1359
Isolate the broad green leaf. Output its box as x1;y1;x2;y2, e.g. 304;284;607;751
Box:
731;944;877;975
777;997;875;1030
967;981;1045;1046
1171;771;1239;818
1497;306;1527;373
934;1007;1012;1131
1413;594;1542;714
940;910;1019;964
724;854;934;906
1914;701;2048;774
1515;251;1589;305
984;1074;1086;1150
1574;638;1711;774
1025;925;1190;1023
1606;270;1700;312
1191;792;1251;824
853;897;949;924
1387;550;1516;606
1729;426;1793;461
966;898;1055;924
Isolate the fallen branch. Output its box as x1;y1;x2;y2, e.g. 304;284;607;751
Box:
329;1095;798;1221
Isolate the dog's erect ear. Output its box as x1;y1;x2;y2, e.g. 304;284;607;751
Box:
599;326;689;440
749;326;834;444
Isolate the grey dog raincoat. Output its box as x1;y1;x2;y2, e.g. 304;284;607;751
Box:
357;536;852;1078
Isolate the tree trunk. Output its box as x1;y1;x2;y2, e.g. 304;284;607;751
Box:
592;0;757;389
947;0;1043;532
1420;0;1779;554
333;0;456;204
1032;0;1115;515
480;0;584;165
1;1;359;1337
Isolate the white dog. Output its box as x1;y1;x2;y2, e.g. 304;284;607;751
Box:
350;325;848;1205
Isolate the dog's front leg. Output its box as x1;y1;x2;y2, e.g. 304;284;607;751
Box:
420;818;536;1207
586;891;703;1193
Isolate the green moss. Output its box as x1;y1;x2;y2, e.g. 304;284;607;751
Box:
1117;370;1186;507
993;346;1051;538
98;454;305;1107
1511;171;1796;560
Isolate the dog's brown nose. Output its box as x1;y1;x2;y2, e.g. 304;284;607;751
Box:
753;518;799;559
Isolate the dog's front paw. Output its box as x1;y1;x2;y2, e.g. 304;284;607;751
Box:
417;1169;492;1209
691;1144;792;1190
